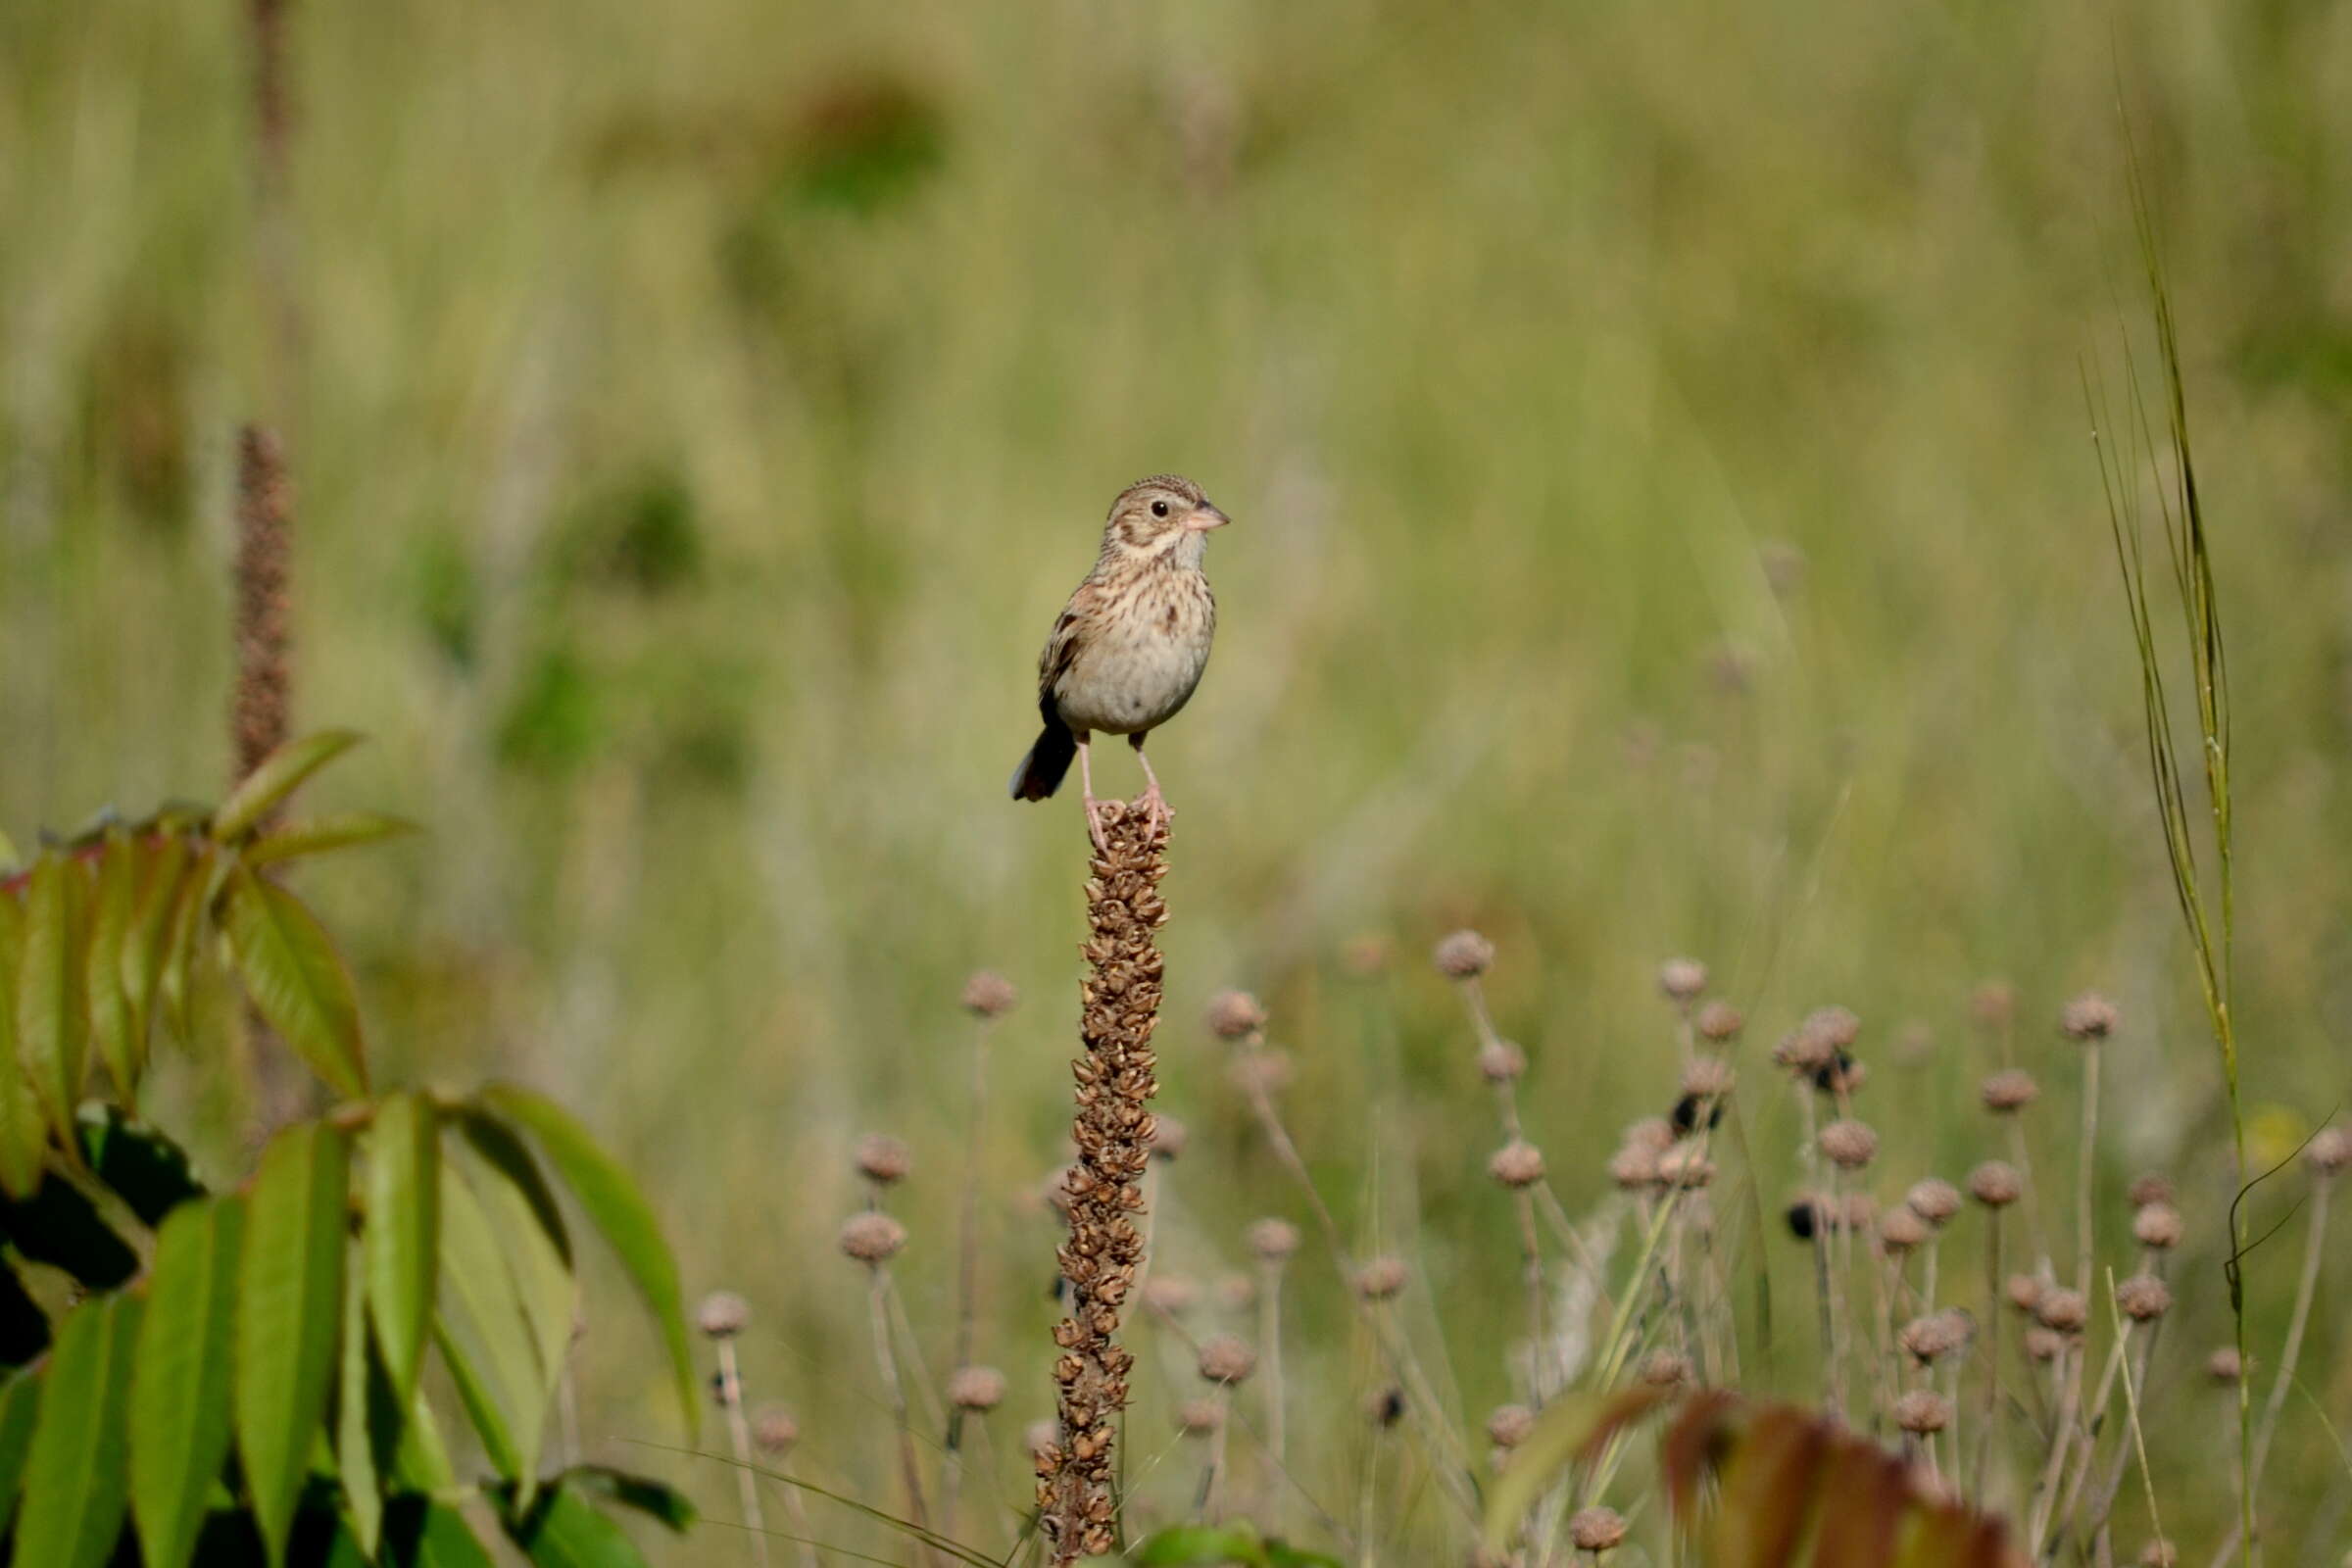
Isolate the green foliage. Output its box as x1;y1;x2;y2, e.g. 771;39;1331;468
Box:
0;736;698;1565
1115;1521;1344;1567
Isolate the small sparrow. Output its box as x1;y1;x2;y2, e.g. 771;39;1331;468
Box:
1010;474;1229;845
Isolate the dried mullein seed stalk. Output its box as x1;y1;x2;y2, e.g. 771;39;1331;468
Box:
1036;803;1168;1563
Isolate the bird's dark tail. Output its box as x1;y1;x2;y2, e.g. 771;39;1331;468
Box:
1010;721;1078;801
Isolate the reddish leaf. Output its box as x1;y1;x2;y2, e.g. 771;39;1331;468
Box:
1808;1435;1911;1568
1711;1404;1828;1568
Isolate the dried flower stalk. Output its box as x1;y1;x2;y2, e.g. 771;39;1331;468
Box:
1036;802;1167;1563
232;425;293;786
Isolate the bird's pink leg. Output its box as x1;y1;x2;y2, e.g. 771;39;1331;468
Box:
1131;737;1173;832
1077;737;1112;854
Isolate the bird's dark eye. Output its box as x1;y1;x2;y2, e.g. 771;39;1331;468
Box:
1151;500;1169;517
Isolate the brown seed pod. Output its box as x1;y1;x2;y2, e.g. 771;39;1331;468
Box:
1893;1390;1953;1434
1434;930;1496;978
839;1211;908;1263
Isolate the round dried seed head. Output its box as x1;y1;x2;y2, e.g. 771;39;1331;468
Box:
1355;1256;1410;1300
1897;1310;1971;1363
2128;1174;2175;1208
1981;1069;2039;1113
751;1405;800;1453
1694;1000;1744;1042
1680;1056;1736;1099
1802;1005;1862;1053
1143;1275;1200;1316
855;1133;911;1185
1607;1147;1659;1190
1246;1217;1300;1263
1893;1390;1953;1435
1478;1040;1529;1082
2137;1544;2178;1568
1893;1022;1936;1064
1148;1114;1189;1161
696;1291;751;1340
1639;1349;1693;1387
2117;1276;2172;1322
1771;1028;1835;1074
1023;1419;1058;1459
2306;1126;2350;1177
1197;1335;1257;1386
2036;1289;2089;1333
1488;1140;1546;1189
839;1211;907;1264
960;970;1019;1017
947;1365;1007;1411
1214;1272;1257;1312
2207;1348;2243;1385
1176;1397;1224;1436
1486;1403;1537;1447
1658;956;1708;1003
2005;1274;2046;1315
2024;1326;2063;1363
1879;1205;1931;1252
1812;1053;1869;1098
1906;1178;1962;1226
2061;992;2119;1041
1818;1119;1879;1170
1968;1160;2023;1207
1623;1116;1677;1153
1970;980;2016;1029
1205;989;1269;1040
1434;930;1496;979
1568;1506;1627;1552
2132;1202;2183;1250
1655;1143;1715;1189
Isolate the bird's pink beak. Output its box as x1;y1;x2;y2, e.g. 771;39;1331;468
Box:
1186;503;1231;531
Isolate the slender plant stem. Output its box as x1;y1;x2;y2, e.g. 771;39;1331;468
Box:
2253;1176;2333;1490
717;1340;773;1568
866;1264;938;1565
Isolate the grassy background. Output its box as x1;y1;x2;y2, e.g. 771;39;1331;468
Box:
5;0;2351;1557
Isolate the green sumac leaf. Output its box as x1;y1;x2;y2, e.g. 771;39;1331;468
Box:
214;731;363;843
0;891;43;1198
75;1104;205;1227
132;1196;246;1568
433;1153;550;1484
454;1116;574;1390
336;1242;387;1560
556;1466;696;1533
367;1092;438;1407
16;849;91;1145
86;830;139;1101
379;1496;501;1568
122;830;192;1056
157;842;214;1047
221;865;368;1099
0;1368;41;1534
15;1291;142;1568
246;812;418;866
1131;1524;1269;1565
476;1085;695;1431
502;1482;654;1568
235;1120;350;1567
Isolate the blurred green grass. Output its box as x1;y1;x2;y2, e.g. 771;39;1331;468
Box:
5;0;2352;1555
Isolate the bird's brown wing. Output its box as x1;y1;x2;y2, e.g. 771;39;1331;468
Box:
1035;580;1102;704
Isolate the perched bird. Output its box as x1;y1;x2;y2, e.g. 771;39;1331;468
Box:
1010;474;1229;845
